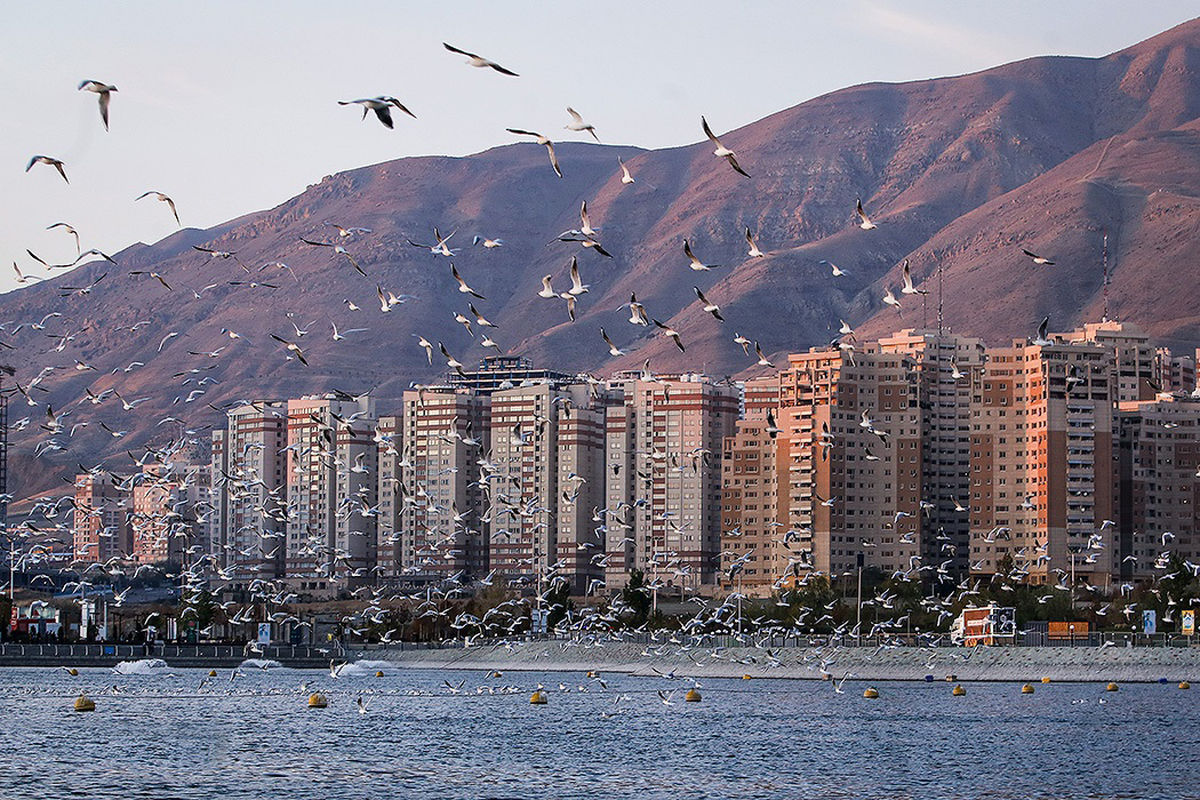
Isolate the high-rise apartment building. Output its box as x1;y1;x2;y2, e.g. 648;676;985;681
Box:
603;376;738;590
210;401;288;581
375;414;403;579
284;394;377;592
968;337;1115;586
71;471;131;563
487;382;605;593
398;386;490;582
776;347;924;579
1117;395;1200;580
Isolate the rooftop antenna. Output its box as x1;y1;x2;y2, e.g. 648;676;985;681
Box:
1101;230;1110;322
936;260;944;336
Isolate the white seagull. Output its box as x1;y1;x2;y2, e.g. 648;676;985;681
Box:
443;43;519;76
683;239;719;271
506;128;561;177
565;107;599;141
745;228;765;258
78;79;117;130
136;191;180;226
855;198;877;230
701;116;749;177
26;155;68;183
338;96;416;129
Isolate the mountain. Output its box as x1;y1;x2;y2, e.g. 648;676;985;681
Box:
7;19;1200;501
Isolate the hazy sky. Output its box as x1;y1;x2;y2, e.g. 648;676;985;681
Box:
4;1;1197;293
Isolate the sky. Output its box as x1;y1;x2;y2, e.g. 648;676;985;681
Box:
3;1;1198;294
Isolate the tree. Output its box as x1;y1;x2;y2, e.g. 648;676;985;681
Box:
621;569;651;628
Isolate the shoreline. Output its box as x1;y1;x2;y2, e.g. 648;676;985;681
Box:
351;641;1200;683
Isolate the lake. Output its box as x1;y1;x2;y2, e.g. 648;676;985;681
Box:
1;660;1195;799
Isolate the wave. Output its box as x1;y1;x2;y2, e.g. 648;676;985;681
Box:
239;658;283;670
112;658;170;674
332;659;394;677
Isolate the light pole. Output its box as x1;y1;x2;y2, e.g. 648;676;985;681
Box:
855;551;864;646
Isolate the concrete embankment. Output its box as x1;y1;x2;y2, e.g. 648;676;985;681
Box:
358;641;1200;683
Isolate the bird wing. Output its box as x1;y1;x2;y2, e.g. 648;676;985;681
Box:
443;42;477;58
700;116;719;146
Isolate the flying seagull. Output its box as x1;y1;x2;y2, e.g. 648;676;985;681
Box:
506;129;561;177
338;96;416;129
900;260;927;295
78;80;117;130
136;191;180;226
443;43;518;76
701;116;749;177
1022;248;1055;266
407;228;457;257
26;155;68;183
653;319;685;352
300;238;366;276
820;259;848;277
1032;316;1052;346
565;107;599;141
600;327;624;357
855;199;877;230
745;228;765;258
683;239;719;271
618;157;635;185
694;286;724;321
47;222;80;255
451;264;485;299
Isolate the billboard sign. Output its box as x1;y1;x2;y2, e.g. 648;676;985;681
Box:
1183;609;1195;636
1143;609;1157;635
257;622;271;645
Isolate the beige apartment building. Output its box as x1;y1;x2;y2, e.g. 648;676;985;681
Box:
71;471;131;563
968;338;1115;587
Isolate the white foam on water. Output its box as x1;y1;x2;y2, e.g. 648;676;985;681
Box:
239;658;283;670
112;658;170;674
332;659;394;676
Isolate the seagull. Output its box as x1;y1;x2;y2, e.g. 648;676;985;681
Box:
627;293;649;326
26;155;68;183
882;288;902;312
538;274;558;299
683;239;719;271
733;332;750;355
694;286;724;321
78;79;117;130
618;157;635;184
451;264;485;299
439;342;467;376
473;236;504;249
821;260;848;277
855;198;877;230
416;335;434;365
192;245;247;272
580;201;599;237
338;96;416;129
562;293;578;322
900;260;926;295
745;228;765;258
506;129;561;177
1022;249;1055;266
299;238;365;276
565;107;599;141
443;43;519;76
568;257;589;295
701;116;749;177
326;222;372;238
407;228;457;257
754;342;773;367
653;319;685;352
1032;316;1052;346
129;270;172;291
270;334;309;366
136;191;180;226
469;303;498;328
600;327;624;357
46;222;80;255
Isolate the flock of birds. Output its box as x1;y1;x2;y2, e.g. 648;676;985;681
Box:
5;36;1196;670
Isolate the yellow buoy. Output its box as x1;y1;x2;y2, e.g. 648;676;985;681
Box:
1105;682;1119;692
685;688;702;703
863;687;880;699
742;674;753;681
73;694;96;712
530;690;548;705
1041;677;1051;684
66;668;79;677
952;684;966;696
307;693;328;708
375;670;384;678
491;670;503;678
1021;684;1035;694
208;669;217;677
586;670;599;679
1179;681;1190;690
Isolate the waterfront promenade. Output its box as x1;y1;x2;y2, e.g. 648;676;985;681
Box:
355;640;1200;683
0;642;331;669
